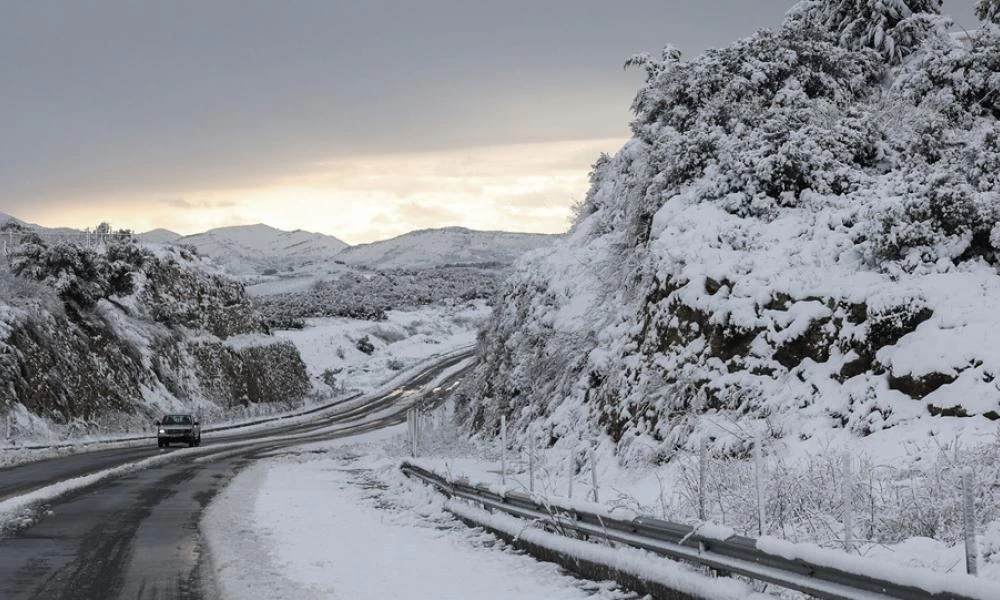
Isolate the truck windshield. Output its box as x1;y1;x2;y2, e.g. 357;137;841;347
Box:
163;415;191;425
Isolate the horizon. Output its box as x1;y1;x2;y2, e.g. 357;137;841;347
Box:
1;209;559;244
1;1;980;244
0;209;558;246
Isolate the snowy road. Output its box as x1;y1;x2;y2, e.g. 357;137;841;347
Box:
0;352;474;600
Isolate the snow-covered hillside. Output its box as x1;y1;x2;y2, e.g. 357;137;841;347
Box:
461;2;1000;460
0;236;311;440
336;227;556;270
176;224;349;276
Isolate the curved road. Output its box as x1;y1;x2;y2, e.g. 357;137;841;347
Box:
0;352;474;600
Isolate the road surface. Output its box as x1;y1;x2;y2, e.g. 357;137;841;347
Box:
0;352;473;600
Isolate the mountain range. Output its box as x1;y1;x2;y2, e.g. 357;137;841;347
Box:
0;212;557;282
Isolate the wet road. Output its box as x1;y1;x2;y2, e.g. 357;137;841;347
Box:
0;352;473;600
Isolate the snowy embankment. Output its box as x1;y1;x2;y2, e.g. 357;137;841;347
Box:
203;429;744;600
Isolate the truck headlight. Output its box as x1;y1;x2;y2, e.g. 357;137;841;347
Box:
158;429;166;434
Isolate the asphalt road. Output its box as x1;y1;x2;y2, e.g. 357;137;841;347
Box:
0;352;474;600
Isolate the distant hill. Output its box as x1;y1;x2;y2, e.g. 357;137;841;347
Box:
176;224;349;276
0;212;80;235
335;227;556;270
140;228;183;244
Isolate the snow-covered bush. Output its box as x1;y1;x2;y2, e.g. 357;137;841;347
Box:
8;235;144;308
670;437;1000;548
355;335;375;355
255;265;501;324
978;0;1000;24
791;0;944;63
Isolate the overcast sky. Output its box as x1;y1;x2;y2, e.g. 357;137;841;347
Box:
0;1;980;243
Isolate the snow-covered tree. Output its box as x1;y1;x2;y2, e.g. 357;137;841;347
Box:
976;0;1000;23
791;0;944;62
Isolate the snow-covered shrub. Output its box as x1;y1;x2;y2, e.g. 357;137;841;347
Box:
790;0;944;63
255;265;501;323
671;437;1000;548
8;235;145;309
979;0;1000;24
355;335;375;355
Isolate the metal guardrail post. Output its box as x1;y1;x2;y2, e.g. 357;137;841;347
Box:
589;447;599;503
698;436;707;521
843;453;854;553
500;415;507;486
567;450;574;499
753;435;766;536
962;467;979;576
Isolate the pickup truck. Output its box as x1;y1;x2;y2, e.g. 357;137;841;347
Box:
156;414;202;448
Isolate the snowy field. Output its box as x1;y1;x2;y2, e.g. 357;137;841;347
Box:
272;300;488;394
203;428;640;600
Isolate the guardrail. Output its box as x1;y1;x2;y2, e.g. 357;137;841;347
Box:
401;461;992;600
6;392;364;452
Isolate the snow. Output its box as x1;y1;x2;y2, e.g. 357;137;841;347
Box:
445;501;764;600
174;223;348;277
203;431;637;600
757;536;998;599
274;302;488;394
138;228;182;244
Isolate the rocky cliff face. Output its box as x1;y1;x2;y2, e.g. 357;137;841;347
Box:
0;239;309;437
459;5;1000;463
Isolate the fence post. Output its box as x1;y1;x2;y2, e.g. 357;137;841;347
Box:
590;447;600;503
842;453;854;552
698;435;708;521
407;409;416;458
567;450;574;499
962;467;979;576
500;415;507;486
753;435;766;536
528;429;535;493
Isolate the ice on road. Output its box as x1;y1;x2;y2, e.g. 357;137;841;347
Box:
203;432;630;600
